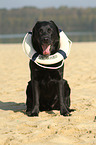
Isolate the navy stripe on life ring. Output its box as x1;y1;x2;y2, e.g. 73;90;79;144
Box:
28;31;32;35
58;50;67;59
32;53;39;61
59;29;62;32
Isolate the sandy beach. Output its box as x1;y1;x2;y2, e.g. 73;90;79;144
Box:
0;42;96;145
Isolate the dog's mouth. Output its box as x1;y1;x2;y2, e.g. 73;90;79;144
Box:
41;44;51;55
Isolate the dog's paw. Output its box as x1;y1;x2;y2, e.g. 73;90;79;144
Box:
69;108;76;112
26;107;39;117
60;108;71;116
60;112;72;116
26;111;39;117
31;112;39;116
26;110;32;116
63;113;72;116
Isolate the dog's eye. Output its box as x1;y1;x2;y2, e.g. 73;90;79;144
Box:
39;29;43;34
47;28;51;33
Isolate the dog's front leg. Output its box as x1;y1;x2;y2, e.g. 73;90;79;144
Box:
31;79;39;116
58;80;70;116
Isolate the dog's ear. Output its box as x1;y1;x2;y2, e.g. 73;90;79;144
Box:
50;20;57;26
32;24;37;46
50;21;59;35
32;22;40;52
32;21;40;34
32;21;41;31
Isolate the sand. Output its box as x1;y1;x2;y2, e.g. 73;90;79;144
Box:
0;42;96;145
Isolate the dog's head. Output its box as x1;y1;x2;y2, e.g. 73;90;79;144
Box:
32;21;60;55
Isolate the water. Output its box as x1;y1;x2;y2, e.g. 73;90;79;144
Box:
67;32;96;42
0;34;25;43
0;32;96;43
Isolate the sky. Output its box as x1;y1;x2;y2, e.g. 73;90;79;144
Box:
0;0;96;9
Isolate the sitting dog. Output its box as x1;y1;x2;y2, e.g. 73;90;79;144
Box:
23;21;74;116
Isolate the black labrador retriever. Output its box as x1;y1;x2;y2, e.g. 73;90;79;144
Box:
26;21;73;116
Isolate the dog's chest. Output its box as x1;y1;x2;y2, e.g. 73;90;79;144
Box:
39;75;58;99
34;69;61;82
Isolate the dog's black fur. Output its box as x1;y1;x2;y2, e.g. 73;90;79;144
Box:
26;21;73;116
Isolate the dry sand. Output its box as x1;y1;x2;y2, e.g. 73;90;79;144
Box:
0;42;96;145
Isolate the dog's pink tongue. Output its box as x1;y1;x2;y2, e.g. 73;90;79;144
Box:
42;45;50;55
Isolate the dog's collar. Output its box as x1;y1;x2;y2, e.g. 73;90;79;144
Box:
22;31;72;69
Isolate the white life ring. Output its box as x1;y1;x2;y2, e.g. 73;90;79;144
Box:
22;30;72;69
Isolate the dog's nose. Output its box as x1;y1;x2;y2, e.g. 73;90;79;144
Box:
43;38;49;43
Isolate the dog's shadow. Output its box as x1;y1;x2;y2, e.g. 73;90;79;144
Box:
0;101;26;114
0;101;57;115
0;101;75;116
